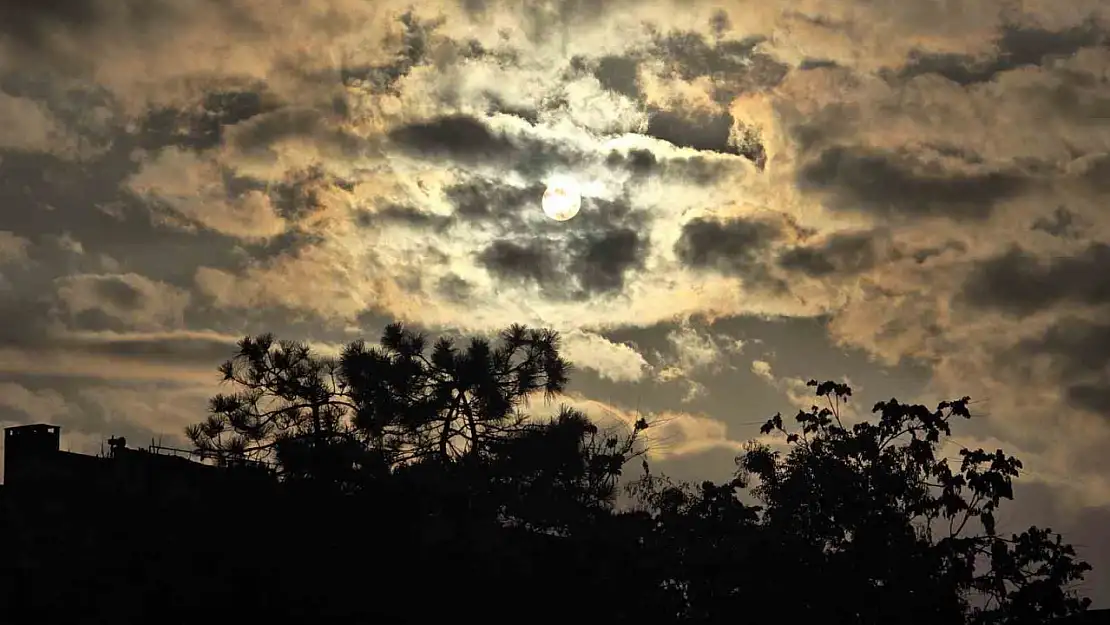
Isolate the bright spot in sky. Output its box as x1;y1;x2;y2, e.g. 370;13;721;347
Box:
541;176;582;222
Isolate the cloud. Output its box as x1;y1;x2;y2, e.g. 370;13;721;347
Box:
636;321;747;403
961;243;1110;315
54;273;191;332
0;231;31;266
750;359;817;411
778;229;895;278
561;329;649;383
796;145;1031;221
126;147;288;240
893;21;1109;86
673;214;792;290
553;393;746;460
476;223;646;299
652;322;747;398
75;383;211;442
1010;317;1110;416
0;382;71;423
0;93;79;156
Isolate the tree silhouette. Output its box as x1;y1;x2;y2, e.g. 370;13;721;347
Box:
186;322;572;487
181;323;651;621
181;328;1092;624
483;405;649;532
730;380;1092;624
2;322;1095;624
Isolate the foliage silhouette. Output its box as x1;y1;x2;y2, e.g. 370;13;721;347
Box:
628;382;1092;624
186;323;571;474
738;380;1092;624
0;324;1096;625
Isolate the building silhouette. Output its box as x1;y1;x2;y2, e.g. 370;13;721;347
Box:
1;423;273;499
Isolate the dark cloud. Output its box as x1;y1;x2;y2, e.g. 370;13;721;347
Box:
341;10;440;94
264;166;355;224
0;295;234;375
365;204;454;233
0;0;101;31
650;30;789;105
1067;383;1110;415
1078;154;1110;193
621;29;783;169
512;0;629;43
778;229;966;277
538;196;649;241
730;126;767;170
88;275;144;310
797;146;1029;220
798;59;839;71
478;239;561;287
1011;317;1110;416
962;243;1110;315
436;273;474;302
226;107;363;158
893;21;1108;86
0;85;331;262
605;148;658;177
0;298;58;351
0;148;241;290
1045;72;1110;125
0;0;265;74
458;0;488;14
567;228;645;294
0;0;115;56
0;108;366;377
594;54;641;100
778;230;884;278
388;114;511;160
1015;318;1110;380
72;333;237;369
1031;206;1086;240
784;102;858;155
668;154;745;183
483;95;540;125
0;253;233;370
388;114;579;178
136;88;275;153
444;179;540;226
645;110;733;154
442;177;653;244
907;240;968;265
469;191;649;299
674;216;786;290
604;147;742;183
708;9;731;38
476;206;648;300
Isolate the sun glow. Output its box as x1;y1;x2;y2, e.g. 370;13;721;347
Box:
541;176;582;222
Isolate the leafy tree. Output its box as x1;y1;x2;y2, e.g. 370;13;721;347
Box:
185;322;571;485
483;405;650;532
626;467;766;621
732;380;1092;624
180;322;655;622
180;324;1093;625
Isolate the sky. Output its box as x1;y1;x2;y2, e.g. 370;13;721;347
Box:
0;0;1109;604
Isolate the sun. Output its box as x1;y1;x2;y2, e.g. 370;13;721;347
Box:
541;176;582;222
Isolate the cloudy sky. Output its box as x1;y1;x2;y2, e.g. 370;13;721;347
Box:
1;0;1109;603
